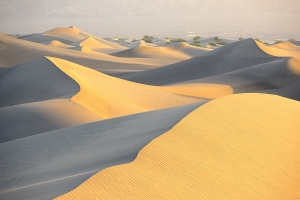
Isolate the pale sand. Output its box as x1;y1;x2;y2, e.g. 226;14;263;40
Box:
47;57;203;118
123;39;282;85
0;99;101;143
0;34;174;74
56;93;300;200
0;102;203;200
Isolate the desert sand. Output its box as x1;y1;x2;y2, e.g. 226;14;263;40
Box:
56;93;300;200
0;26;300;200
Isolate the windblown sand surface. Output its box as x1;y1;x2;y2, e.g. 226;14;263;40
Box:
1;26;300;200
56;94;300;200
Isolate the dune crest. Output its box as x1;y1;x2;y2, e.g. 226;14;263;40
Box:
77;36;112;49
56;93;300;199
46;57;202;118
48;40;74;49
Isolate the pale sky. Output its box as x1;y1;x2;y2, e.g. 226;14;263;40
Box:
0;0;299;39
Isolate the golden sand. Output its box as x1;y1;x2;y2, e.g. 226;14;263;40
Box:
56;93;300;200
47;57;202;118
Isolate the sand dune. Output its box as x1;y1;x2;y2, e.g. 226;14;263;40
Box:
48;40;75;49
0;99;101;143
271;42;300;51
172;42;211;57
162;57;300;99
123;39;283;85
0;34;172;74
56;93;300;200
47;57;202;118
0;57;79;108
0;102;203;200
112;42;190;60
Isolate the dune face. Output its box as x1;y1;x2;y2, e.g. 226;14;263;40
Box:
2;25;300;200
123;39;283;85
0;102;203;200
0;57;80;108
46;57;202;118
56;94;300;200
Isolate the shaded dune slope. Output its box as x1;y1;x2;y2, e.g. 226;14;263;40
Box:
47;57;202;119
0;102;204;200
0;57;80;108
162;57;300;100
57;93;300;200
0;99;101;143
123;39;284;85
172;42;211;57
48;40;75;49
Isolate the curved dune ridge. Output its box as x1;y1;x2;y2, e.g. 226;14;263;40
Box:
0;57;80;108
271;42;300;51
46;57;202;118
0;102;203;200
48;40;75;49
76;36;112;49
172;42;211;57
56;93;300;200
123;39;283;85
112;42;190;60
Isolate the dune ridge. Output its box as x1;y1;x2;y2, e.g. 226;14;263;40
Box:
56;93;300;199
46;57;202;118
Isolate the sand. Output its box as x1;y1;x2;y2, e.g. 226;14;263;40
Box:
56;93;300;200
0;99;101;143
271;42;300;51
0;102;203;200
47;57;203;118
48;40;75;49
123;39;282;85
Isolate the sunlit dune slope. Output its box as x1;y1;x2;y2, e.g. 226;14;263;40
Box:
0;99;101;143
0;34;165;72
123;39;283;85
48;40;75;49
271;42;300;51
0;57;79;108
57;93;300;200
0;102;203;200
47;57;202;118
75;36;112;49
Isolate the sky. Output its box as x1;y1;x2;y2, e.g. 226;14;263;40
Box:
0;0;299;40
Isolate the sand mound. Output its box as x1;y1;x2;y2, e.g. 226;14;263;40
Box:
124;39;282;85
271;42;300;51
172;42;211;57
56;93;300;200
0;99;101;143
75;36;112;49
162;57;300;99
0;102;203;200
256;40;300;58
48;40;74;49
112;43;190;60
0;57;79;108
0;34;163;73
47;57;202;118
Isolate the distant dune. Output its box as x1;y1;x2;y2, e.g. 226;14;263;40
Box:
56;93;300;199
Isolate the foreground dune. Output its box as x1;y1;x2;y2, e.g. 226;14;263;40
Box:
47;57;202;118
0;102;203;200
56;93;300;200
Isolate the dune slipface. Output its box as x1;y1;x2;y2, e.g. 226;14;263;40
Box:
46;57;202;118
0;57;80;108
123;39;284;85
56;93;300;200
0;102;203;200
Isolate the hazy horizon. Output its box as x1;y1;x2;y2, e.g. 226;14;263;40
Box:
1;0;299;40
